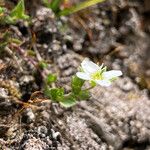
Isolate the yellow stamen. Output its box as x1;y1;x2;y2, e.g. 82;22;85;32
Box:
91;71;103;80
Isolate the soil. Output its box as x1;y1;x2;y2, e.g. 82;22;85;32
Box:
0;0;150;150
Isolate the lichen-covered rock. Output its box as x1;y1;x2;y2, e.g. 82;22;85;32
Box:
77;78;150;149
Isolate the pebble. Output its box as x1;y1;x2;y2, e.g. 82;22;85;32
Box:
22;108;35;124
0;88;9;98
51;129;60;140
118;77;134;92
37;126;48;136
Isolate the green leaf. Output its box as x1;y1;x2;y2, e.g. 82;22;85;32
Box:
10;0;29;21
60;95;77;108
90;80;96;87
46;73;57;85
59;0;105;16
26;50;36;57
71;76;85;94
44;87;64;101
39;61;48;69
78;90;90;100
0;7;4;14
50;0;63;13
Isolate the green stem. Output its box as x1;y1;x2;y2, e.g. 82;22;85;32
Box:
83;86;95;91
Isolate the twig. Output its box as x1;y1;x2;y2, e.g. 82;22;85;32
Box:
4;46;24;72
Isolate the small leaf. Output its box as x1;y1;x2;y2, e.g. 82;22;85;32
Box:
26;50;36;57
46;73;57;85
44;87;64;101
10;0;29;21
78;90;90;100
0;7;4;14
10;38;22;45
39;61;48;69
71;76;85;94
90;80;96;87
60;95;77;108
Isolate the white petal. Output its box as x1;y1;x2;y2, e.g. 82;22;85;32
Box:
76;72;91;80
103;70;122;79
96;80;111;87
81;58;100;73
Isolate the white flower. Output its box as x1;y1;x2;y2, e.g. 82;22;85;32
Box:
76;58;122;87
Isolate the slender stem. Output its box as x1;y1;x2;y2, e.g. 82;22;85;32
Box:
83;86;95;91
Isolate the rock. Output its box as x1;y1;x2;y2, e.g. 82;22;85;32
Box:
22;108;35;124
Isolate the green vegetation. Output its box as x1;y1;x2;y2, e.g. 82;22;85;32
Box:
0;0;123;108
0;0;29;24
9;0;29;22
59;0;105;16
44;74;91;108
43;0;63;13
43;0;106;16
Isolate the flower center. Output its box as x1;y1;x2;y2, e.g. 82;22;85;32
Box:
91;71;103;80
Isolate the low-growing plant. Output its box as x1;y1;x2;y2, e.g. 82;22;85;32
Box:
0;0;122;109
0;0;29;25
44;58;122;107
